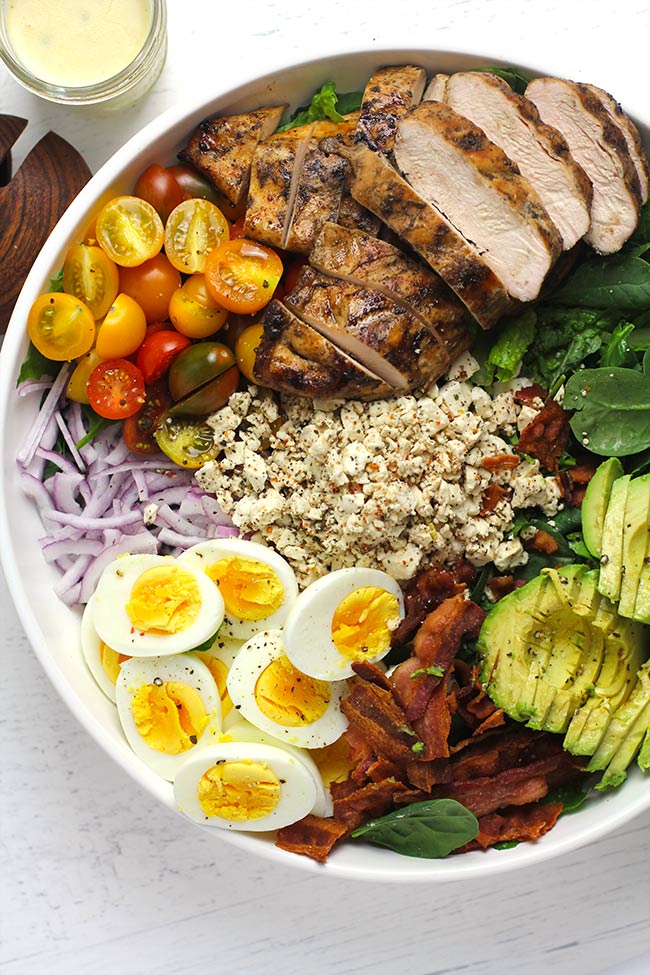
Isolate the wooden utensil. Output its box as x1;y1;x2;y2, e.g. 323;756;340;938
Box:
0;115;91;333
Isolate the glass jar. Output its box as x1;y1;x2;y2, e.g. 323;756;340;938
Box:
0;0;167;107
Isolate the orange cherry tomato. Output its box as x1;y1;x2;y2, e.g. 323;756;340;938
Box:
87;359;146;420
133;164;185;222
95;294;147;359
235;322;265;383
62;244;120;320
118;253;181;323
168;273;228;339
204;238;283;315
66;349;105;404
96;196;164;268
164;198;229;275
27;293;96;360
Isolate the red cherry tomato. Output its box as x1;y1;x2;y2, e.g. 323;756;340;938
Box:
133;164;185;222
136;329;192;384
122;380;171;455
87;359;146;420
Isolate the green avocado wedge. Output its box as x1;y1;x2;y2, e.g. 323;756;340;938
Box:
587;661;650;790
618;474;650;620
634;533;650;624
597;475;630;602
582;458;624;558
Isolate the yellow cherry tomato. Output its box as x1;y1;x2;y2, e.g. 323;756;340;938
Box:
27;292;95;360
95;294;147;359
96;196;164;267
66;349;105;404
168;273;229;339
234;322;265;383
62;244;120;320
164;198;229;274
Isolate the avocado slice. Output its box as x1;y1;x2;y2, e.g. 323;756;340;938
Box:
638;727;650;772
582;458;624;558
598;475;631;602
618;474;650;621
633;533;650;625
588;661;650;789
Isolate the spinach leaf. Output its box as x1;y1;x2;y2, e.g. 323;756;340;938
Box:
544;782;592;814
494;840;520;850
486;310;536;383
277;82;362;131
599;321;637;368
627;447;650;476
75;406;117;449
351;798;478;858
548;255;650;312
49;268;64;292
476;65;531;95
565;367;650;457
16;342;59;385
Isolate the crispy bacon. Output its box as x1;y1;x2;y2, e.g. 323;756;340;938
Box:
275;814;350;862
557;461;597;507
517;399;570;473
528;528;559;555
390;656;441;722
480;483;510;515
413;594;485;669
333;778;411;829
480;454;521;472
487;574;526;601
514;383;548;404
413;679;452;760
457;802;563;852
341;682;418;764
390;563;463;647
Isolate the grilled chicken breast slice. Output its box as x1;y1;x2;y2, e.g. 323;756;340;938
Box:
394;101;563;301
336;193;382;235
243;133;304;248
579;83;648;204
180;105;287;205
322;138;510;329
253;300;395;400
441;72;592;250
423;73;449;102
357;64;427;152
526;78;642;254
283;140;348;252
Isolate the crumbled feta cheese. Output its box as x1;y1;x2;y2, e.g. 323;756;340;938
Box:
142;503;158;526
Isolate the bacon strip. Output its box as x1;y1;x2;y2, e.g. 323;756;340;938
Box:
333;777;411;829
457;802;563;852
275;814;350;862
413;594;486;669
341;682;419;763
517;399;570;472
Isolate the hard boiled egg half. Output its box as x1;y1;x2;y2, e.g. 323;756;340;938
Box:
173;740;318;831
226;629;348;748
177;538;298;639
116;654;221;780
92;553;225;656
283;567;405;680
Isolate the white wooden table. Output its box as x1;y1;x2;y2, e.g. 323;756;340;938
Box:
1;2;649;973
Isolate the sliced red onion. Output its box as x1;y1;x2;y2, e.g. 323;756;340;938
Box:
35;447;80;476
78;531;158;604
157;528;210;549
17;363;73;468
45;509;143;530
41;537;105;563
201;494;235;527
54;410;86;472
50;471;85;514
18;379;55;398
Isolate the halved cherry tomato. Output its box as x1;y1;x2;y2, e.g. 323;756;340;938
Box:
154;414;221;469
169;365;240;416
167;341;239;415
133;164;185;222
118;253;181;323
27;292;96;360
136;329;192;384
235;322;265;383
204;238;283;314
66;349;105;404
168;164;247;221
218;313;258;351
87;359;146;419
168;273;228;339
164;198;229;275
122;380;170;455
229;216;246;239
96;196;164;267
95;294;147;359
62;244;119;319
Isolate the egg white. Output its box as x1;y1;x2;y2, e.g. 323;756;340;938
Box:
173;740;318;831
195;633;243;726
283;567;405;680
80;596;125;703
116;653;222;779
177;537;298;639
226;629;348;748
92;553;225;657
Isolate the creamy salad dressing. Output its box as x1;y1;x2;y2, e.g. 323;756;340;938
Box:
5;0;152;86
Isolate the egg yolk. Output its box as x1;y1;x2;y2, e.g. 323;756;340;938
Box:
197;760;280;820
206;557;284;621
131;681;208;754
204;656;233;719
125;565;202;635
331;587;400;662
100;642;130;685
254;654;330;727
310;737;355;788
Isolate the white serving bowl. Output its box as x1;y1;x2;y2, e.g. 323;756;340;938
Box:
1;49;648;883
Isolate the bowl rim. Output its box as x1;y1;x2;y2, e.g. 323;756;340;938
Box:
1;44;649;884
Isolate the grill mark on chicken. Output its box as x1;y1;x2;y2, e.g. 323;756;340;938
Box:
253;300;395;400
337;193;382;235
243;133;304;248
357;65;427;152
440;72;593;250
180;105;287;205
526;77;642;254
283;141;348;252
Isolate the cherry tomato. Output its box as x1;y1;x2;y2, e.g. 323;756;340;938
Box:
235;322;265;383
168;341;239;415
66;349;105;404
282;256;308;296
169;365;240;416
96;196;164;267
168;164;247;220
133;163;185;222
218;313;258;351
168;273;228;339
118;253;181;323
205;238;283;314
164;198;229;275
27;292;96;360
122;380;170;455
154;414;221;469
95;294;147;359
62;244;119;319
136;329;192;384
229;216;246;239
87;359;146;420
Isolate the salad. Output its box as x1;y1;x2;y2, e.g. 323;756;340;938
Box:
12;66;650;864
